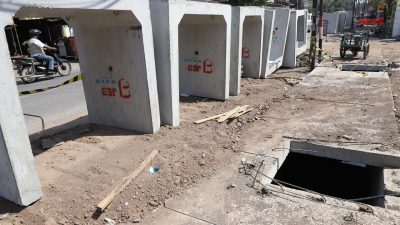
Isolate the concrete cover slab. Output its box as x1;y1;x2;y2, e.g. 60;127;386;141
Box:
261;7;290;77
150;0;231;126
283;9;307;68
230;7;264;96
341;64;388;72
283;67;400;168
0;0;159;206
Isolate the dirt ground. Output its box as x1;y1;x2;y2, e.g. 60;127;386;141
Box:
1;36;400;225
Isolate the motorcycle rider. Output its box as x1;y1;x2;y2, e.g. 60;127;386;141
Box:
26;29;58;75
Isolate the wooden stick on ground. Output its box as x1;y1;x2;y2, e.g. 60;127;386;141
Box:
217;105;248;123
266;76;303;80
96;150;159;212
231;108;253;119
194;112;228;124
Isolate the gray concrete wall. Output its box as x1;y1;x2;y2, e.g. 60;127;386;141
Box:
230;7;264;95
242;15;263;78
323;12;339;34
283;10;301;68
179;15;227;99
260;9;275;78
337;11;346;33
151;0;231;126
296;10;307;56
393;7;400;37
0;0;159;206
344;10;352;29
266;8;290;73
230;7;241;96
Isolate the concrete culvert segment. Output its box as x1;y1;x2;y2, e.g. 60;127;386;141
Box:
0;0;159;206
261;7;290;76
283;9;307;68
230;6;264;96
150;0;231;126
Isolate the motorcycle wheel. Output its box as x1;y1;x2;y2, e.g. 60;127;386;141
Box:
57;61;72;76
20;66;38;84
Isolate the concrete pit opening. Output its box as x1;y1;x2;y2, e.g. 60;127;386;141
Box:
178;14;228;101
241;16;262;78
273;141;385;207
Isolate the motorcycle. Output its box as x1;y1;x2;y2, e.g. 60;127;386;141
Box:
16;51;72;83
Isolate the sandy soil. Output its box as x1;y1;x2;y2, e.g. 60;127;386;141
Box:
1;37;400;225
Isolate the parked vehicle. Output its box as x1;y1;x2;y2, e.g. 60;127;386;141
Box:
16;51;72;83
340;32;370;59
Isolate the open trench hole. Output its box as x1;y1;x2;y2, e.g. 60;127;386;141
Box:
273;150;385;207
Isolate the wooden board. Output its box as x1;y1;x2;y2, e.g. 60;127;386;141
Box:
96;150;159;212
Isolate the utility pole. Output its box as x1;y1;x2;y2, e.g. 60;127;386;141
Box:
318;0;323;62
351;0;356;30
309;0;318;70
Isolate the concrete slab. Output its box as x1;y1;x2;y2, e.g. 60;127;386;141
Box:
341;64;388;72
150;0;231;126
282;67;400;168
230;6;264;95
142;66;400;225
0;0;159;206
283;9;307;68
261;7;290;77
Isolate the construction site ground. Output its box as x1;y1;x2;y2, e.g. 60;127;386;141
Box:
1;36;400;225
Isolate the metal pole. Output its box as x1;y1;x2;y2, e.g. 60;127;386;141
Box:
351;0;356;30
318;0;323;62
310;0;318;70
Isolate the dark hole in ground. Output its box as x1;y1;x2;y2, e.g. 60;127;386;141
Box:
274;152;385;207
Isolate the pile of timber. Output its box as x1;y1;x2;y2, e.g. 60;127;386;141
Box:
194;105;252;124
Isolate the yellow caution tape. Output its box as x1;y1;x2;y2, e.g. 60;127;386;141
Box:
313;46;367;75
19;74;83;96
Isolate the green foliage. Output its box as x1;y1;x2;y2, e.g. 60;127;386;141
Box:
229;0;269;6
323;0;354;12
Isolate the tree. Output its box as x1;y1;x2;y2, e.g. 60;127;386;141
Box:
323;0;354;12
229;0;269;6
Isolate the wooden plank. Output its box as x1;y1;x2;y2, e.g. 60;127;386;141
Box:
230;105;249;118
231;108;253;119
266;76;303;80
96;150;159;212
217;106;245;123
194;112;228;124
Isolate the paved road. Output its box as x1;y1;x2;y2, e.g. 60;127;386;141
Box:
18;63;88;136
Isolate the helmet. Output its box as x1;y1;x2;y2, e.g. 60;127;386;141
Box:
29;29;42;38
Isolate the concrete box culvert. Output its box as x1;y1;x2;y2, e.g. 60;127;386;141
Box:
261;140;400;207
260;9;275;78
323;12;339;34
261;7;290;77
150;0;231;126
283;10;307;68
0;0;159;206
230;7;264;96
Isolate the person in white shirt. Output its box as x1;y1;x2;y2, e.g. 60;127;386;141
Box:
26;29;58;75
